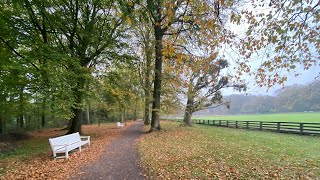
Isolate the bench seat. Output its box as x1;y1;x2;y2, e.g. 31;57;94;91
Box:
49;132;90;159
117;122;124;128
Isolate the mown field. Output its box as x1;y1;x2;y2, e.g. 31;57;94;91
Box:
138;121;320;179
193;112;320;123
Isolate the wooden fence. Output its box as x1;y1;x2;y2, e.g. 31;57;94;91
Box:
193;119;320;135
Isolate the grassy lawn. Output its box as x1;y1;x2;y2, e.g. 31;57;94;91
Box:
193;112;320;123
0;138;50;159
138;121;320;179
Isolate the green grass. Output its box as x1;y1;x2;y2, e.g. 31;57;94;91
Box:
138;121;320;179
193;112;320;123
0;139;50;160
0;138;50;175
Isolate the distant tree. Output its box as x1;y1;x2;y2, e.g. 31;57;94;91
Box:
274;82;320;112
225;95;255;115
241;96;275;114
160;71;184;116
133;14;154;125
168;53;246;125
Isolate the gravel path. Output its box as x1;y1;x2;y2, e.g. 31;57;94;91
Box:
71;120;145;180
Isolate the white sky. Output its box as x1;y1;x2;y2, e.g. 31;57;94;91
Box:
222;65;319;96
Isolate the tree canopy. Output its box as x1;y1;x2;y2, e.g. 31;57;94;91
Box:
0;0;318;134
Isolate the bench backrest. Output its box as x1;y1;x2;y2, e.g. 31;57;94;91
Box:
49;132;81;151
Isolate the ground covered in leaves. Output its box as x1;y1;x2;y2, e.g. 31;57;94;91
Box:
138;121;320;179
0;122;130;179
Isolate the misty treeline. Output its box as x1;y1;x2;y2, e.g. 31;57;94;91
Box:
203;81;320;115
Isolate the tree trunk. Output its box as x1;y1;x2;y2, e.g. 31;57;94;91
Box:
67;81;84;134
67;107;82;134
41;98;46;127
143;32;152;125
85;106;90;125
124;107;127;124
41;114;46;128
183;85;195;126
133;99;137;121
0;96;6;133
144;100;150;125
0;113;4;134
150;26;163;131
183;98;194;126
19;115;24;128
18;89;24;128
38;116;41;129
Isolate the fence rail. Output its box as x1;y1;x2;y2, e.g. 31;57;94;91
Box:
193;119;320;135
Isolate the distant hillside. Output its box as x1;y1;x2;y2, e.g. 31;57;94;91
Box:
194;81;320;115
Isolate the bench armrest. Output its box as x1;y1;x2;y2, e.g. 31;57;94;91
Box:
80;136;90;139
80;136;90;146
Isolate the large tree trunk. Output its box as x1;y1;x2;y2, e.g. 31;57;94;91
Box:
67;81;84;134
150;26;163;131
183;98;195;126
67;107;82;134
183;84;195;126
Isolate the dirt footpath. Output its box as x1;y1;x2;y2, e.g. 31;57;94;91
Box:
71;120;145;180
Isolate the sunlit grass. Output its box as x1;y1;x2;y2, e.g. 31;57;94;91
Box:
193;112;320;123
138;121;320;179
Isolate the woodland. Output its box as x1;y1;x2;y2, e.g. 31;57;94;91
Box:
0;0;319;134
198;81;320;115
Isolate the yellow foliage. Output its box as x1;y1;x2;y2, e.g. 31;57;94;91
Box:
126;16;132;25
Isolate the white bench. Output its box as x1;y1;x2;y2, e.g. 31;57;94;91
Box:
48;132;90;159
117;122;124;128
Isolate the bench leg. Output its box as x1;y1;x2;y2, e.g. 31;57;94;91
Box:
65;151;69;159
53;152;56;159
79;146;82;152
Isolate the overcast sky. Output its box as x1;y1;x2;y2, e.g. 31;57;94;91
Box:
223;65;319;96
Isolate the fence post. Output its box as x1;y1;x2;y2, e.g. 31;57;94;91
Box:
227;121;229;127
236;121;238;128
208;120;210;125
246;121;249;129
300;123;304;134
260;122;263;130
277;122;280;132
219;120;221;126
213;120;215;125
